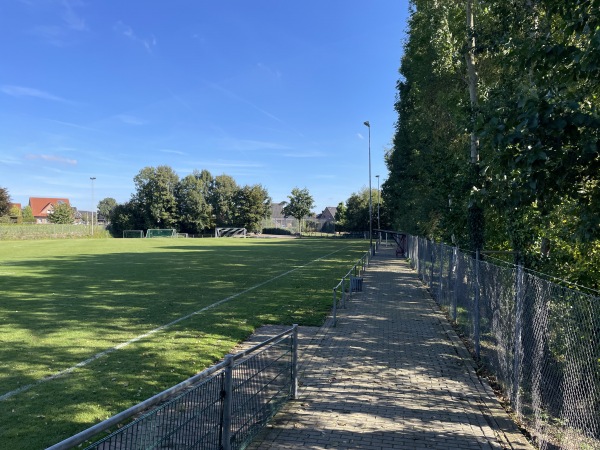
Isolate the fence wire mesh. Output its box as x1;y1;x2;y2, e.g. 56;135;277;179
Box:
408;236;600;450
77;330;295;450
230;335;293;449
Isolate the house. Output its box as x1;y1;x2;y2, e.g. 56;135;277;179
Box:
29;197;71;224
315;206;337;232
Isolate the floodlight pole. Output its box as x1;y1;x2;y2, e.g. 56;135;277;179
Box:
90;177;96;236
364;121;373;255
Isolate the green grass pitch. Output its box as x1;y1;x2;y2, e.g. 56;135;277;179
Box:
0;237;367;449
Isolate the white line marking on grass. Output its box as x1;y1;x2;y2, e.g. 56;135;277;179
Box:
0;247;348;401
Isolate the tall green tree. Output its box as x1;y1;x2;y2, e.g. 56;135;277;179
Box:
234;184;271;232
47;202;75;224
210;174;239;227
176;170;214;234
133;165;179;229
97;198;117;222
109;201;145;237
0;187;10;217
22;205;35;223
282;187;314;235
344;188;378;232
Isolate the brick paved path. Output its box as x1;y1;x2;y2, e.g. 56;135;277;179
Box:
249;246;533;450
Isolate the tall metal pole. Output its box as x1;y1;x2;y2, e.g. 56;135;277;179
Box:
376;174;380;230
90;177;96;236
364;121;373;255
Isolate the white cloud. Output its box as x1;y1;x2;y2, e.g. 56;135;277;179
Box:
2;85;69;103
283;151;327;158
357;133;365;140
115;114;146;125
114;21;156;54
61;0;88;31
160;149;187;156
26;154;78;165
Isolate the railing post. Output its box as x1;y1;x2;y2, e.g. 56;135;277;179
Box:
438;244;444;303
221;354;234;450
332;288;338;327
429;241;434;291
341;277;346;308
451;247;458;321
292;324;299;399
474;250;481;359
512;264;524;408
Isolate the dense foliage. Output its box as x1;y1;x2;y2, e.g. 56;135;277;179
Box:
385;0;600;288
109;166;271;236
282;187;315;235
0;187;11;217
47;202;75;224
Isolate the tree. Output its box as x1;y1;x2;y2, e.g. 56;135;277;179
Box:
234;184;271;233
133;165;179;229
22;205;35;223
108;201;145;237
0;187;10;217
176;171;214;234
9;205;22;223
334;201;347;232
47;202;74;224
97;198;117;222
282;187;315;235
210;174;239;226
344;188;378;232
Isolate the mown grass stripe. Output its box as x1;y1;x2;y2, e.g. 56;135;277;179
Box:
0;246;347;402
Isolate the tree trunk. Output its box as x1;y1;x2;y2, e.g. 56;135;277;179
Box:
466;0;479;164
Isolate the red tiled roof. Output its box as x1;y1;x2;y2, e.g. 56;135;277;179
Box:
29;197;70;217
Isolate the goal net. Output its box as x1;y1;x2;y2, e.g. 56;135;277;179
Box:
123;230;144;238
176;233;188;238
215;227;247;238
146;229;176;238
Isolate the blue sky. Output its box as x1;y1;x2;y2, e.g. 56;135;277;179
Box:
0;0;409;214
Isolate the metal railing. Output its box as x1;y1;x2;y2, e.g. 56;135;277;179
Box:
47;325;299;450
331;242;378;326
407;235;600;450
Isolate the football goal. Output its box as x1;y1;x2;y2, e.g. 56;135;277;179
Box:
146;229;177;238
123;230;144;238
175;233;188;238
215;227;247;238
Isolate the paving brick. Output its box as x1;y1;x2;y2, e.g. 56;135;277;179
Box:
248;246;533;450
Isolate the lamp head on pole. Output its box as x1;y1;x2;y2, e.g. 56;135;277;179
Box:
363;120;370;128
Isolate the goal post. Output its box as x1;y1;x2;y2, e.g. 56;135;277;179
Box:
215;227;247;238
146;229;177;238
123;230;144;238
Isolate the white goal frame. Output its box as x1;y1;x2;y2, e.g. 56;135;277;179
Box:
123;230;144;238
146;229;177;238
215;227;247;238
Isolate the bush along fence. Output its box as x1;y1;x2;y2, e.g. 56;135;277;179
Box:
407;235;600;450
47;325;299;450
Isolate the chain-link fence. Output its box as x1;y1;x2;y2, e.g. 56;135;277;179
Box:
48;326;298;450
408;236;600;450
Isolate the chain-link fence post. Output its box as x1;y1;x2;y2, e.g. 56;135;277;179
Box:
221;354;234;450
452;247;458;321
511;264;524;408
438;244;444;303
429;241;434;291
292;324;299;399
332;287;338;327
474;249;481;358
